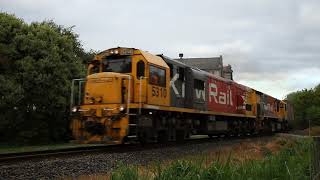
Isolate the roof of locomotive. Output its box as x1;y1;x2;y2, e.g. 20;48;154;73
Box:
141;51;169;68
158;54;281;101
158;54;237;83
96;47;169;68
176;57;223;72
159;54;283;101
95;48;282;102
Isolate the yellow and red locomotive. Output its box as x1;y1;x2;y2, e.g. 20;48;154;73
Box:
70;47;292;144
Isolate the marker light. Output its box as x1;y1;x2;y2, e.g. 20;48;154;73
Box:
72;107;77;112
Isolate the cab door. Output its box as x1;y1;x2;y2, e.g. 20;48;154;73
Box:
147;64;170;106
134;59;147;104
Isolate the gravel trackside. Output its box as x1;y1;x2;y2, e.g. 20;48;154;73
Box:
0;136;273;180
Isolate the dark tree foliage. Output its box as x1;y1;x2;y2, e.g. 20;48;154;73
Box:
286;83;320;129
0;13;94;144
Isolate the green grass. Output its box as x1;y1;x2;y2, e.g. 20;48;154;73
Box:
111;165;143;180
110;138;313;180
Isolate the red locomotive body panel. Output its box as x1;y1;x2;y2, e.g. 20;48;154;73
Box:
207;75;247;115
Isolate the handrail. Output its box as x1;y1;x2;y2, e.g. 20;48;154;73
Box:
70;78;85;114
139;77;148;114
119;74;131;115
78;81;85;105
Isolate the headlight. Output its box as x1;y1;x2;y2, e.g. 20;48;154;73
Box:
72;107;77;112
114;50;119;54
119;106;125;111
89;97;95;104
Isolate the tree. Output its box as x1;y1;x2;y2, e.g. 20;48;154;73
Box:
286;84;320;129
0;12;92;144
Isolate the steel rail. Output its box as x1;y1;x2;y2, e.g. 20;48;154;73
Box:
0;144;126;163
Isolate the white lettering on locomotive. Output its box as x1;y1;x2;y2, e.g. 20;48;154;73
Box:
169;73;185;98
182;82;185;98
219;92;226;104
236;95;246;110
209;82;233;105
209;83;218;103
195;89;205;100
170;73;180;96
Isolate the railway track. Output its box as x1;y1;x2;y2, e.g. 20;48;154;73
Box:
0;144;118;163
0;134;275;164
2;134;295;179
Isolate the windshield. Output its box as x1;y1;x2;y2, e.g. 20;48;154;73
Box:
88;60;101;75
102;56;132;73
89;64;100;74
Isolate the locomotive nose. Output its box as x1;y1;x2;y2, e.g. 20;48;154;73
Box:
84;72;124;105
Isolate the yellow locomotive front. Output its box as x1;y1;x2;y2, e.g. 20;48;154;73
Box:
70;47;170;144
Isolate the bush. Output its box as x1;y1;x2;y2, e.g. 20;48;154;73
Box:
286;84;320;129
0;12;94;144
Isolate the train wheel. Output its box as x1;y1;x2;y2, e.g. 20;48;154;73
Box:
138;132;147;145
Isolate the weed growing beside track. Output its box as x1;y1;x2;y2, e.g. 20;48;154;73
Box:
110;138;313;180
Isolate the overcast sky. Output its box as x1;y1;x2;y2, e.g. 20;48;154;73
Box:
1;0;319;99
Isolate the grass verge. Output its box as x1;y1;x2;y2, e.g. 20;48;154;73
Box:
110;138;313;180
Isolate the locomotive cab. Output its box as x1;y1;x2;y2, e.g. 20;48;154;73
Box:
70;47;170;144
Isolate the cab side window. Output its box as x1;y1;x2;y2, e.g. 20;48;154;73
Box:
136;60;145;78
178;67;184;80
89;64;100;74
149;65;166;87
194;79;204;90
246;104;252;111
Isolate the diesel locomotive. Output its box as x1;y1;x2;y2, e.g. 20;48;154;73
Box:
70;47;292;144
